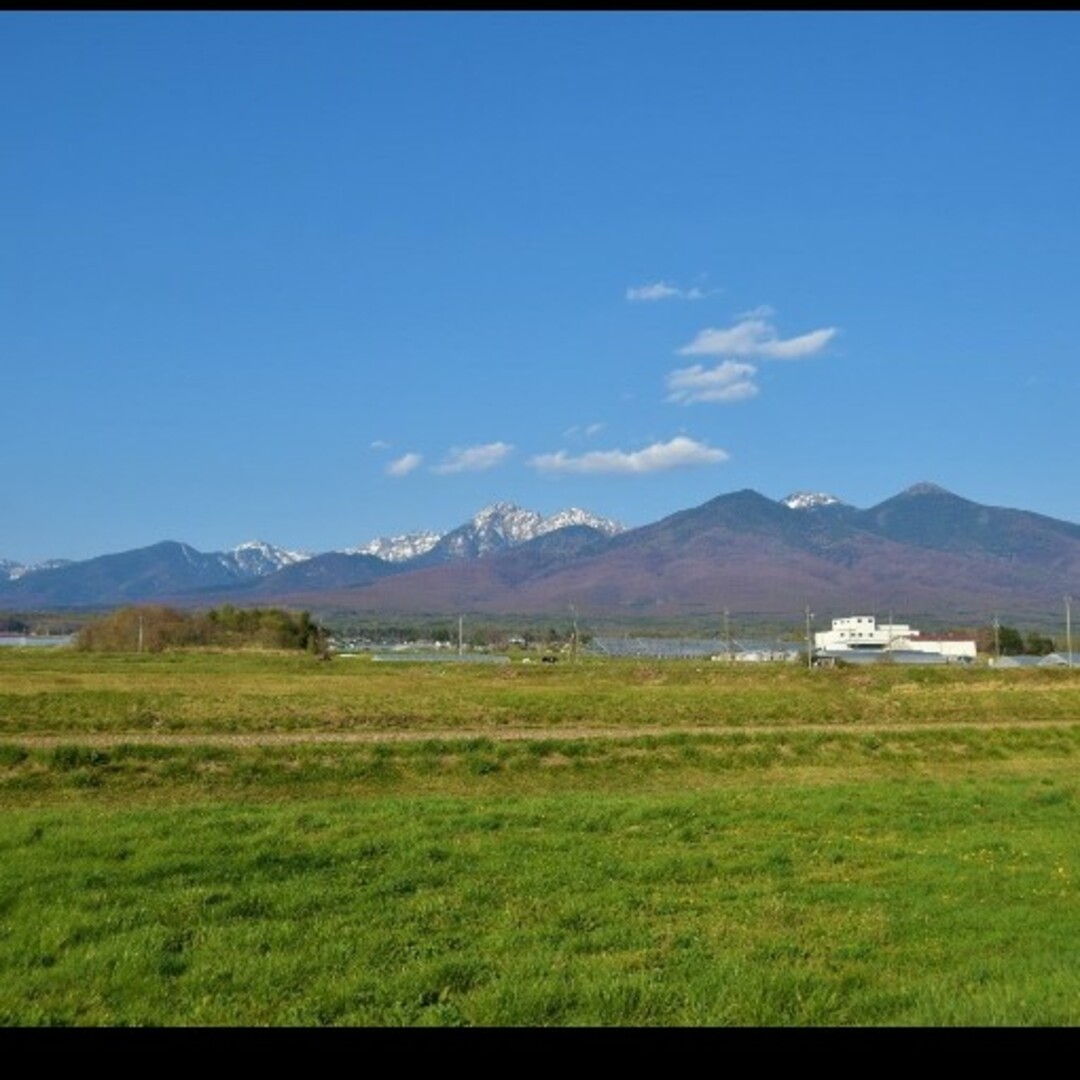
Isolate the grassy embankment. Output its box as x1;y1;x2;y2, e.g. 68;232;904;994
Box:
1;648;1078;1025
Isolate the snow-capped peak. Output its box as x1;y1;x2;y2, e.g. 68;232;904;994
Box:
467;503;623;550
432;502;622;559
536;507;624;537
233;539;310;562
348;531;442;563
470;503;548;547
2;557;73;581
1;558;25;582
353;504;625;564
782;491;845;511
217;540;312;578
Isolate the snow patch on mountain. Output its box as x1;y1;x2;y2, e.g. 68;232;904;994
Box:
540;507;624;537
216;540;312;579
2;558;73;581
349;532;442;563
782;491;846;511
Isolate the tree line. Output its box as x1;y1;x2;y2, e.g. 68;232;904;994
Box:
975;624;1057;657
76;605;328;654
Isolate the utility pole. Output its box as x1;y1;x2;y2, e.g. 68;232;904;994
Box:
1066;595;1073;669
137;613;144;654
993;615;1000;662
724;607;732;662
570;604;579;663
805;606;814;670
458;615;463;657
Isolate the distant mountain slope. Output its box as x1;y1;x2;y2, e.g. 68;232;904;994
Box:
854;483;1080;564
0;503;623;610
266;487;1080;622
246;551;400;595
4;486;1080;620
0;541;242;608
0;540;305;595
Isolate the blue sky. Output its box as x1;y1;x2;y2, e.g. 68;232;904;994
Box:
4;11;1080;563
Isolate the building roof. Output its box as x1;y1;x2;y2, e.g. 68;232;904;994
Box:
815;649;951;666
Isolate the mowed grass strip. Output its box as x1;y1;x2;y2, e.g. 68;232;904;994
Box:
1;724;1080;803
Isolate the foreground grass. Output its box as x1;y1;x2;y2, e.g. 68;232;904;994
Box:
1;649;1078;1026
2;774;1077;1026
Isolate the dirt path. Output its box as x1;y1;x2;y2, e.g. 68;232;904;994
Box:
6;719;1080;747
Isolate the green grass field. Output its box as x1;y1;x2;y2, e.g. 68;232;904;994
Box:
1;648;1078;1026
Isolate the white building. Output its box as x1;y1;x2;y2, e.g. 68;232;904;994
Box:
814;615;976;661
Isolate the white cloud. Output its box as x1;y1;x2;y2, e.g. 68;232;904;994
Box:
627;281;680;302
386;452;422;477
528;436;729;475
626;280;715;302
736;304;776;321
678;315;837;360
432;441;514;474
666;361;760;405
370;439;390;451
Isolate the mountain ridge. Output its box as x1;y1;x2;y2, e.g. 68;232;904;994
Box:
4;485;1079;620
3;502;624;579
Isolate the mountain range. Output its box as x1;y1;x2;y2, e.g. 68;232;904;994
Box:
3;485;1080;625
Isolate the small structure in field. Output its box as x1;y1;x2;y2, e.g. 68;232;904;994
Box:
814;615;976;664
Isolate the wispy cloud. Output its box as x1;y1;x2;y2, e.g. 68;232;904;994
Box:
562;422;606;440
386;452;422;477
626;280;712;302
529;436;728;475
370;439;390;451
666;361;760;405
678;314;837;360
432;441;514;475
